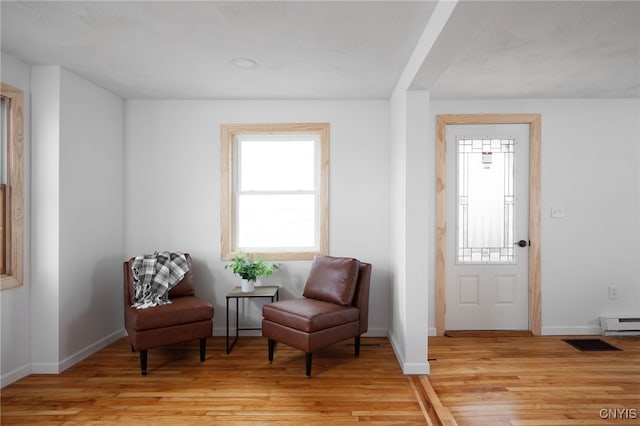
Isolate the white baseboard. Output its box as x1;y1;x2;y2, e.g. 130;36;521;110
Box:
212;327;389;338
402;361;431;375
363;327;388;338
541;325;602;335
426;326;603;336
0;363;31;388
3;328;126;387
29;361;60;374
31;328;126;375
58;328;126;373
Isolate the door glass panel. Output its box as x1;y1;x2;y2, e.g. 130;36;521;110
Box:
457;137;516;264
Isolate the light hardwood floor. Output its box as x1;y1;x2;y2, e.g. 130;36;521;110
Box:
3;335;638;425
1;337;427;425
427;335;640;426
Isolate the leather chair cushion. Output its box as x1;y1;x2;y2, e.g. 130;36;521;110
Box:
263;298;359;333
168;270;195;298
128;296;213;331
302;256;360;306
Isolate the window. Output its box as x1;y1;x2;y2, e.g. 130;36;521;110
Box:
456;137;516;264
1;97;7;274
221;123;329;260
0;83;24;290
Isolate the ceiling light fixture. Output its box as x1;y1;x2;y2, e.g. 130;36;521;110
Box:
231;57;258;69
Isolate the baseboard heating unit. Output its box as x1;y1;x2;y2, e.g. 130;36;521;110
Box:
600;315;640;336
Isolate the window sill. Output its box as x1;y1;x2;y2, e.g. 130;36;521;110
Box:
222;250;325;262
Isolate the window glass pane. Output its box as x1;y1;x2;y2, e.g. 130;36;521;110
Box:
457;138;515;264
239;139;315;191
238;194;316;249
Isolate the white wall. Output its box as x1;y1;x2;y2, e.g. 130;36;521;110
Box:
386;0;458;375
6;65;125;384
388;89;431;375
124;100;391;336
429;99;640;334
58;69;125;369
30;65;61;374
404;91;430;369
389;88;408;369
0;53;32;386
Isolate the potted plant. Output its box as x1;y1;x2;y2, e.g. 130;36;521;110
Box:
225;252;278;292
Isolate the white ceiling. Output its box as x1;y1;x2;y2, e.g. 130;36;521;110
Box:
1;1;638;100
415;1;640;99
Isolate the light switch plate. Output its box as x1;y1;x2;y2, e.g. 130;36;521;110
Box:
551;207;565;218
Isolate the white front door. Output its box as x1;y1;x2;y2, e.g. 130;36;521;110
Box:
445;124;530;330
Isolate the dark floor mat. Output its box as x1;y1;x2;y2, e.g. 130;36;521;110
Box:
562;338;622;351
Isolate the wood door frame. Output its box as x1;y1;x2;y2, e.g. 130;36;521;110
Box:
436;114;541;336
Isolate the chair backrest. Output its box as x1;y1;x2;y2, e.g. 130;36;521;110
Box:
123;253;194;305
353;262;372;334
302;255;371;334
303;256;360;306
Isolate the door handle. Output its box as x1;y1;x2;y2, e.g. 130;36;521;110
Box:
515;240;529;247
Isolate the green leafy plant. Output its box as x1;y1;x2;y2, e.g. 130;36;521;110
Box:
225;253;278;282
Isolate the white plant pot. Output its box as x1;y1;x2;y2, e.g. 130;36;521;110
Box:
241;278;255;293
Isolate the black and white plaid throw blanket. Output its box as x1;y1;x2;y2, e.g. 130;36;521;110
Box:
131;251;190;309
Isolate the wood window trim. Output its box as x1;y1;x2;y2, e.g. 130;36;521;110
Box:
435;114;541;336
220;123;329;261
0;83;24;290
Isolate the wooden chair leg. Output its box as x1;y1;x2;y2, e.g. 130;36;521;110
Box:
140;350;148;375
305;352;313;377
268;339;275;362
355;335;361;357
199;338;206;362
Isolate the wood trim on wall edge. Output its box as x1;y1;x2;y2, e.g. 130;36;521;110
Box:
0;82;24;290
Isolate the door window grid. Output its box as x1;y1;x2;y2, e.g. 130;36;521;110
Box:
457;137;516;264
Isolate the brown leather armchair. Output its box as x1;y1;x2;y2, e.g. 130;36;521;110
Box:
123;253;214;375
262;255;371;377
